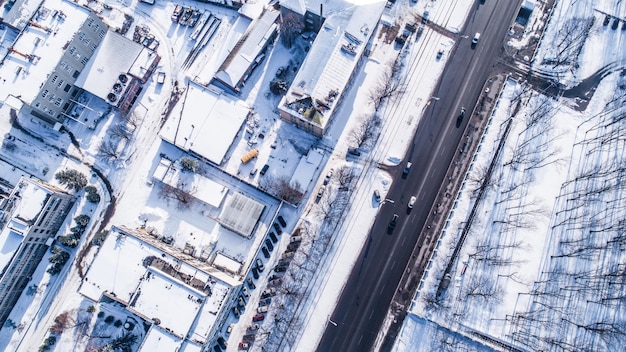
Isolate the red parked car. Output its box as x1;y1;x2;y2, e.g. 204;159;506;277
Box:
252;314;265;322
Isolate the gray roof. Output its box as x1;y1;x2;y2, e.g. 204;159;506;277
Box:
214;9;279;91
218;192;265;238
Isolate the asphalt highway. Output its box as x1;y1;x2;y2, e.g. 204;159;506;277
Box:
316;1;523;351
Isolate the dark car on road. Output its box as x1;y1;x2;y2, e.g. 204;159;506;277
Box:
388;214;399;231
457;107;466;127
402;162;412;178
273;223;283;234
269;231;278;243
261;246;270;258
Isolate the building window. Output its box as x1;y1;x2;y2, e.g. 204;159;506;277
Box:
81;57;89;65
51;74;58;83
54;98;63;106
73;70;80;79
64;84;71;92
47;110;55;117
63;102;69;111
41;90;48;98
56;80;64;88
99;29;105;38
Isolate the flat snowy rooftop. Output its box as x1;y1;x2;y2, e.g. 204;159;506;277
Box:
138;326;182;352
279;0;386;130
290;148;324;191
160;82;249;166
80;226;239;345
152;158;229;209
218;192;265;238
75;31;143;101
0;229;23;273
132;268;203;338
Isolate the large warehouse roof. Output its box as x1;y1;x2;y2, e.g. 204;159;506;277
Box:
159;82;250;165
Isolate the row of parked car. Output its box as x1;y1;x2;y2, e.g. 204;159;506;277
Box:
222;215;290;351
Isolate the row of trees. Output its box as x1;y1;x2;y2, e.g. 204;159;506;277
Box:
506;90;626;350
255;166;356;350
57;214;91;248
47;247;70;275
97;112;141;162
55;169;100;203
254;32;406;350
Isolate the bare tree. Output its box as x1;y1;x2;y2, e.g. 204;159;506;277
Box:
335;165;355;190
348;114;378;148
279;12;304;48
97;139;120;161
258;175;303;204
463;275;505;304
109;124;132;141
123;110;142;130
158;183;195;209
368;62;406;110
547;17;595;68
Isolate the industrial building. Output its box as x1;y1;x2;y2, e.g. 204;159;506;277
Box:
277;0;386;137
0;0;158;129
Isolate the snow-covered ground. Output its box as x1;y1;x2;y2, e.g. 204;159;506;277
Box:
395;0;626;350
6;0;624;350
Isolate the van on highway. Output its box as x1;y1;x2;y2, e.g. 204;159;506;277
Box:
472;32;481;46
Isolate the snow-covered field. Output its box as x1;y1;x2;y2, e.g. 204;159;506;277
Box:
395;0;626;350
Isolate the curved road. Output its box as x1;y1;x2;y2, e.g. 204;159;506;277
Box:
317;1;522;351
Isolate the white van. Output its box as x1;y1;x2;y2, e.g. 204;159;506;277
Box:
472;32;481;45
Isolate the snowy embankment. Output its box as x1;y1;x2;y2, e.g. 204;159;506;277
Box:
399;37;626;352
395;0;626;349
397;76;586;350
